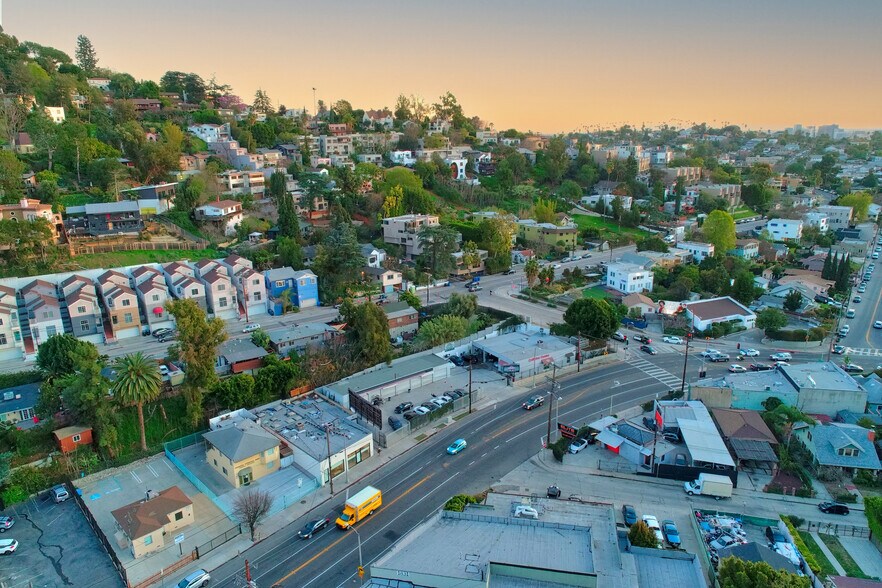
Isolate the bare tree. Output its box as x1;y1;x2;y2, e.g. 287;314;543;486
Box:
0;99;26;150
232;489;274;541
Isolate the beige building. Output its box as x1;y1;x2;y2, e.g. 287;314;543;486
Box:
203;419;280;488
97;270;142;340
698;183;741;208
382;214;441;259
218;170;266;197
0;198;64;242
111;486;194;559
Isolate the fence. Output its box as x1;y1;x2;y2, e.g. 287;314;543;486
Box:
799;519;871;539
129;551;196;588
596;459;638;474
195;524;243;558
68;480;129;587
71;240;209;255
163;433;233;518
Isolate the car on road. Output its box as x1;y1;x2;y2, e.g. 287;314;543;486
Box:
176;569;211;588
770;352;792;361
502;269;516;275
728;364;747;373
875;321;882;329
0;517;13;532
739;348;759;357
700;349;721;358
839;325;850;336
622;504;638;526
841;363;864;373
569;438;590;454
633;334;652;344
394;402;414;414
663;336;684;344
640;344;657;355
522;395;545;410
749;362;773;371
642;515;664;546
547;485;561;498
551;263;561;269
467;285;483;292
612;332;628;342
846;308;856;318
242;323;261;333
832;345;846;355
298;518;330;539
773;361;790;368
582;253;592;259
158;331;177;343
446;438;468;455
152;328;173;338
707;353;730;362
818;502;850;515
662;520;681;547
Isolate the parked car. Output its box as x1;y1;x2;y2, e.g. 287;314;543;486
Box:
875;321;882;329
402;410;418;421
749;363;773;371
420;403;438;413
741;348;759;357
765;526;787;545
662;520;681;547
298;518;330;539
818;502;850;515
429;397;448;408
0;539;17;555
770;352;792;361
514;505;539;519
621;504;638;526
0;517;13;532
633;334;651;344
152;327;173;338
242;323;261;333
640;344;657;355
547;485;561;499
413;406;431;415
394;402;414;414
728;364;747;373
387;416;403;431
502;269;516;275
642;515;664;546
551;263;561;269
663;336;684;344
710;535;739;551
446;438;467;455
612;332;628;342
176;569;211;588
522;395;545;410
662;430;681;444
158;331;177;343
643;416;658;432
448;355;465;367
51;485;70;503
569;438;590;454
841;363;864;373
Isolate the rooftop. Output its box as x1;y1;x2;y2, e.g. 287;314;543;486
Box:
473;331;574;364
202;419;279;462
685;296;755;320
806;422;881;470
218;339;268;364
717;542;798;573
711;408;778;444
268;323;338;345
381;301;417;319
326;354;449;397
780;362;864;393
0;383;40;415
111;486;192;540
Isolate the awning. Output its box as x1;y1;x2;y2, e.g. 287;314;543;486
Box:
678;420;736;467
152;307;163;314
596;430;624;448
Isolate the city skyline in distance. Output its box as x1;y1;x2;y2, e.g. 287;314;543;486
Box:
5;0;881;133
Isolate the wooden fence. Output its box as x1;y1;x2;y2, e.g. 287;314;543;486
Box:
128;551;196;588
71;240;209;255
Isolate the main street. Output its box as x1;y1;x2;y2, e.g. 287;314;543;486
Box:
206;349;772;588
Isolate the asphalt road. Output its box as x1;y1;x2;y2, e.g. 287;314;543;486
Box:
209;353;726;588
841;232;882;355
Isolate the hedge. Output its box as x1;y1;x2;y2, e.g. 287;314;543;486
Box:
865;496;882;545
766;327;826;342
0;370;42;389
444;493;485;512
782;516;821;574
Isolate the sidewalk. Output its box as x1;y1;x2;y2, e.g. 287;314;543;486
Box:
810;532;847;575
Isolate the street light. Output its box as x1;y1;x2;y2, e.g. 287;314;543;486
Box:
350;525;364;585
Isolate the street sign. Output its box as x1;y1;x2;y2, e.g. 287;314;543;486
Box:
558;423;578;439
174;533;185;545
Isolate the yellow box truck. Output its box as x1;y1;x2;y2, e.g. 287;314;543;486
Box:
336;486;382;529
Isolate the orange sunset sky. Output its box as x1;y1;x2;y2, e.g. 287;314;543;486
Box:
5;0;882;133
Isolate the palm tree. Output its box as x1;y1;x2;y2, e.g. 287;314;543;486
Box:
111;352;163;452
524;258;540;287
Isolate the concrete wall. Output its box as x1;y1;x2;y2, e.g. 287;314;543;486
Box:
799;388;867;416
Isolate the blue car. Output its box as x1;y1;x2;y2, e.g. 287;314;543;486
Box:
447;438;467;455
662;520;681;547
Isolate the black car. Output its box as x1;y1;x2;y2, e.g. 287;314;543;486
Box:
749;363;773;371
297;518;330;539
421;402;438;412
448;355;465;367
387;416;403;431
394;402;414;414
402;410;418;421
818;502;850;515
547;485;561;499
640;344;657;355
633;335;651;344
152;328;173;339
765;526;787;545
503;269;516;275
622;504;638;526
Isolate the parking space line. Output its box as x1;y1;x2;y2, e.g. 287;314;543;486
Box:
131;470;142;483
147;463;158;477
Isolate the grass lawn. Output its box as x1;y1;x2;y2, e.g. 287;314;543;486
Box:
572;214;650;238
117;395;201;457
73;248;222;270
731;206;758;220
798;530;839;577
164;209;206;238
818;533;871;578
58;192;105;208
582;286;609;299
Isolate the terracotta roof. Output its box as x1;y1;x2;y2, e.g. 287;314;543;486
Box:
711;409;778;444
111;486;192;540
621;293;654;307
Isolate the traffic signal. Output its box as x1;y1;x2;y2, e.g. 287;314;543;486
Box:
358;566;365;578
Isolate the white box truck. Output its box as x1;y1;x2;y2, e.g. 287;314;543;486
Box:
684;473;733;500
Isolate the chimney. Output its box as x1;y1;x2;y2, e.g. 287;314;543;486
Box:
869;430;876;443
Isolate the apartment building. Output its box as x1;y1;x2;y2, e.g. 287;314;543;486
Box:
187;123;231;144
163;262;208;312
64;201;144;237
605;262;654;294
44;106;65;123
516;219;579;251
0;198;64;242
97;270;142;340
816;205;853;229
131;266;174;332
362;109;394;129
320;135;353;157
59;275;102;339
0;285;24;360
803;212;829;233
382;214;441;259
217;170;266;197
676;241;715;263
698;184;741;208
20;279;64;348
476;130;498;144
664;166;702;186
220;254;267;318
265;267;319;314
194;260;237;320
765;219;803;242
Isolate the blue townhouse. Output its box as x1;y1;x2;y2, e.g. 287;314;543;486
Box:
264;267;319;314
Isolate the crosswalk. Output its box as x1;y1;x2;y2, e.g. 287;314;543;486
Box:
845;347;882;357
627;356;684;389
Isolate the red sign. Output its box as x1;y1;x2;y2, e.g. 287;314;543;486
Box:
558;423;578;439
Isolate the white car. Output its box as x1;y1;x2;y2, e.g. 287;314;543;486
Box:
0;538;17;555
741;348;759;357
413;406;431;415
551;263;562;269
875;321;882;329
569;438;590;454
242;323;261;333
663;336;684;344
700;349;721;358
641;515;664;546
770;352;792;361
728;364;747;373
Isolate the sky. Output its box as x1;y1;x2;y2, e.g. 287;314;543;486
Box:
5;0;882;133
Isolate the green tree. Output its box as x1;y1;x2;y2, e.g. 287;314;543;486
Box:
730;271;758;305
834;253;850;293
741;184;775;213
313;219;365;300
398;289;422;310
446;293;478;318
413;315;469;350
250;329;271;349
36;334;99;381
542;136;569;185
637;236;669;253
478;216;516;273
0;149;25;201
418;224;459;278
628;521;659;548
253;89;273;115
340;301;392;366
756;308;788;331
783;290;802;312
718;556;810;588
75;34;98;74
167;299;228;426
525;258;540;287
270;171;298;237
533;198;557;224
557;180;583;201
275;236;303;269
702;210;736;256
461;240;481;274
748;163;774;185
837;191;873;221
821;250;834;280
111;353;162;452
561;298;619;340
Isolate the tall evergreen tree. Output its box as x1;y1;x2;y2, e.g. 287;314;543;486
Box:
75;35;98;74
835;254;850;292
821;249;833;279
829;253;839;281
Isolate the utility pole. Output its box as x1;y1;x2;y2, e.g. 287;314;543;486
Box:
576;332;582;372
325;423;334;495
680;332;691;395
312;87;317;119
468;361;473;413
425;272;430;307
546;364;557;447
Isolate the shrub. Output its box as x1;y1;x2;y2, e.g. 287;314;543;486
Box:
0;370;42;389
628;521;659;548
832;491;858;504
866;497;882;543
0;485;27;506
443;493;484;512
782;516;820;574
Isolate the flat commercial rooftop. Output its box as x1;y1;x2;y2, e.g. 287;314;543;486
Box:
696;368;796;393
780;362;864;392
474;331;574;364
327;354;449;396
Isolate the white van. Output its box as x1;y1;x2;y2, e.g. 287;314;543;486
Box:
52;485;70;503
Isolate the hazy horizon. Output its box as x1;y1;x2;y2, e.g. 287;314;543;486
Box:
6;0;882;133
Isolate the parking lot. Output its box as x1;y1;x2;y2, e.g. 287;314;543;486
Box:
0;491;123;588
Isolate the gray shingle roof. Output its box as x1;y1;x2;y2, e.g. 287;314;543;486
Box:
810;423;881;470
717;542;798;573
202;421;279;462
0;383;39;415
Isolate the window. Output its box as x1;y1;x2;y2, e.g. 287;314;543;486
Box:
0;334;6;345
219;297;227;308
124;313;133;324
77;306;86;314
79;320;89;332
144;535;153;546
266;460;275;469
122;299;131;307
275;280;285;288
46;326;57;337
72;434;81;443
265;448;274;458
218;284;225;291
175;511;183;521
254;292;262;301
213;459;217;466
152;294;159;302
838;447;858;457
222;466;228;475
191;288;199;296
